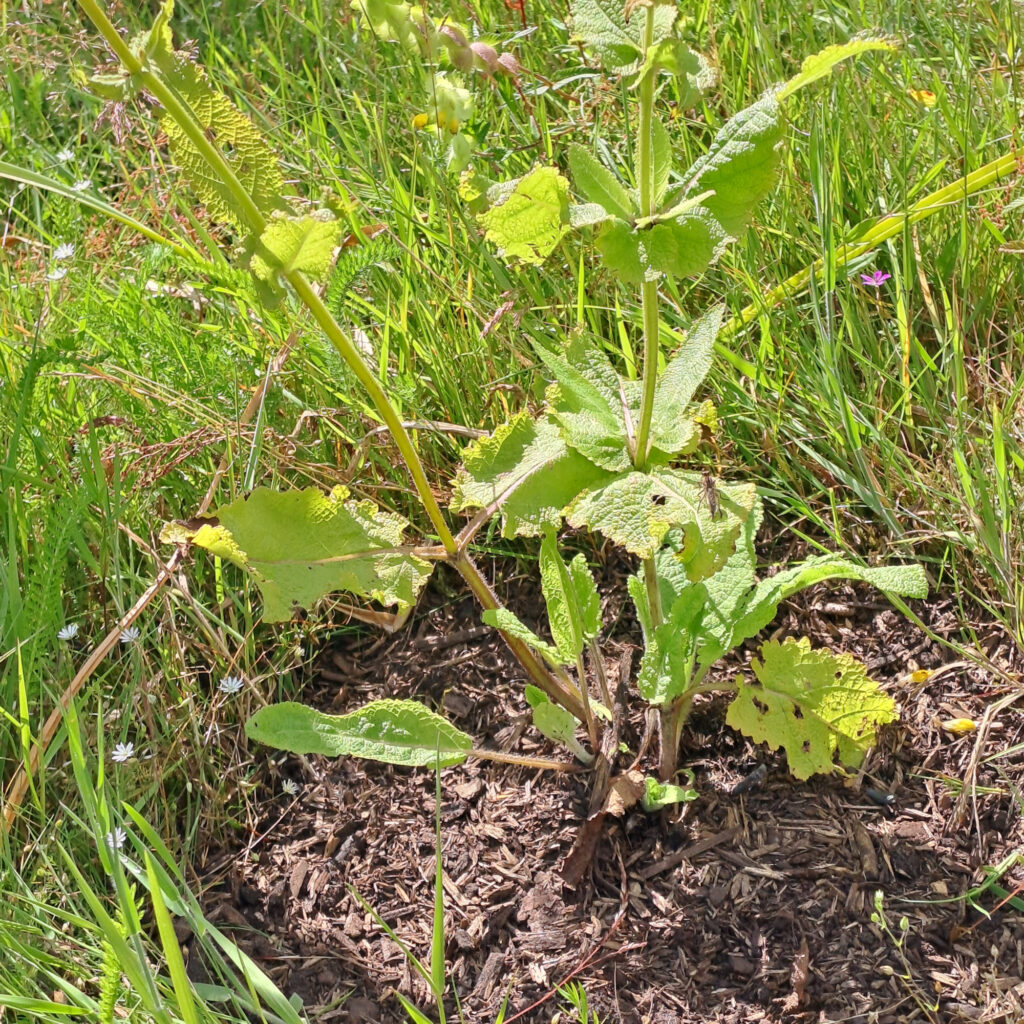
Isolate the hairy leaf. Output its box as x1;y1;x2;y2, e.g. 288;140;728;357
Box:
568;144;634;222
679;92;785;240
567;468;755;567
160;486;432;621
594;217;646;283
649;305;723;457
156;61;287;230
245;699;472;768
249;212;343;283
635;584;705;703
777;36;898;101
569;0;677;72
635;37;709;102
481;608;565;666
477;165;570;264
726;638;896;779
721;557;928;659
451;413;613;537
568;553;602;640
540;337;631;471
540;531;587;663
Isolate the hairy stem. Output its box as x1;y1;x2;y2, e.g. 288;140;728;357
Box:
631;5;660;473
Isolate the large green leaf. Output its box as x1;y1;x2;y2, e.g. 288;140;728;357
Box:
477;165;570;264
569;0;677;72
566;468;756;569
679;92;785;240
450;413;613;537
246;700;472;768
718;557;928;661
726;638;896;779
160;486;432;621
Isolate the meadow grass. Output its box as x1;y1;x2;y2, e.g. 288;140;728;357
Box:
1;0;1022;1019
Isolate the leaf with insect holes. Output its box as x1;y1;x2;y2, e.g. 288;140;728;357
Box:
481;608;565;666
159;486;433;621
451;412;615;538
726;637;896;779
568;144;635;223
477;165;570;264
245;700;472;768
777;36;899;102
249;212;343;283
567;468;756;569
569;0;678;72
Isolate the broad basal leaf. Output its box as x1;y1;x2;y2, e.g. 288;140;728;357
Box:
249;212;343;283
566;467;756;570
568;552;602;640
569;0;677;72
450;412;614;537
477;165;570;265
568;144;634;222
726;637;896;779
777;36;898;102
246;699;472;768
160;486;432;621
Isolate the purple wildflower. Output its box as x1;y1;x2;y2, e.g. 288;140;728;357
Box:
860;270;891;287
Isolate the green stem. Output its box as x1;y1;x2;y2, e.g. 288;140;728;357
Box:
631;6;660;473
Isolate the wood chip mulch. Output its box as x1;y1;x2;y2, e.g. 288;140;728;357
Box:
194;561;1024;1024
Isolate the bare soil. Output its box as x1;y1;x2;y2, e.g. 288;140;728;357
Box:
194;550;1024;1024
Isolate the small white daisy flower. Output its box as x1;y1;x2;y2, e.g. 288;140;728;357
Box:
106;827;127;850
218;675;244;695
119;626;140;644
70;179;92;193
111;742;135;763
54;242;75;261
56;148;74;163
46;266;68;281
57;623;79;641
280;779;300;796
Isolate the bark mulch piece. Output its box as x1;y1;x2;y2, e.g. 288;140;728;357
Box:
198;567;1024;1024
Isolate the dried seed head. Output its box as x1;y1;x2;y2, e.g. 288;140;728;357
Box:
495;52;521;77
470;41;499;71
